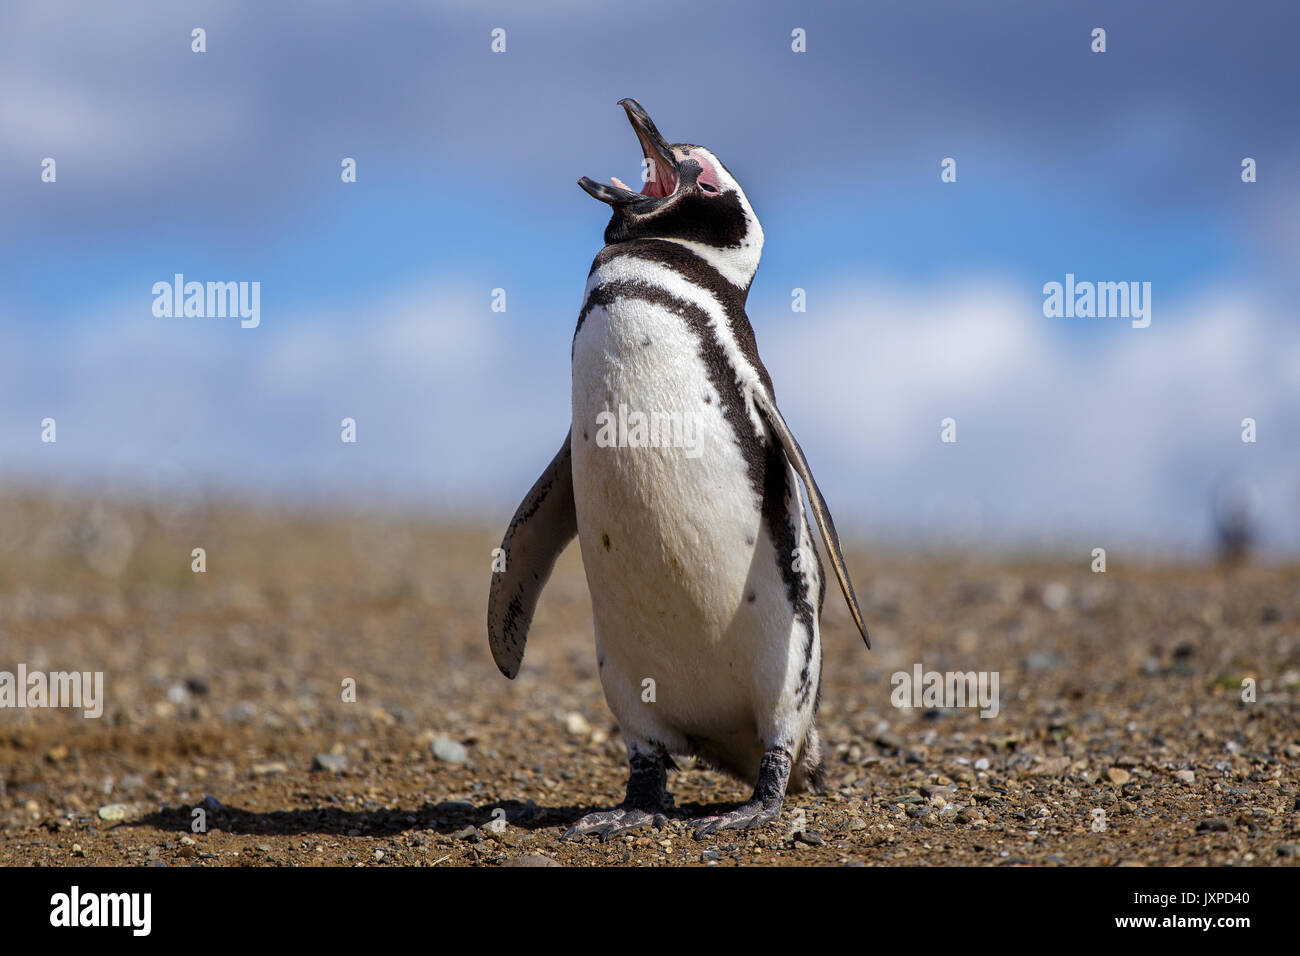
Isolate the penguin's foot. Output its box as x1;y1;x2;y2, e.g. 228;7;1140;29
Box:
692;746;793;841
691;798;782;838
561;805;669;842
561;746;674;842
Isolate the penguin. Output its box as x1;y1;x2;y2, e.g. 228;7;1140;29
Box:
488;98;869;842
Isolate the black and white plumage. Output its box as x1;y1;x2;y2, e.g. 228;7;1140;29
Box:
488;99;868;841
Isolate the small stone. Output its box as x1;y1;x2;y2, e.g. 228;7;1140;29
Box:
1042;582;1069;611
1196;817;1230;833
482;814;507;836
180;836;196;846
974;758;990;771
201;795;223;812
1277;844;1298;858
1173;770;1195;785
1030;756;1072;777
1106;768;1132;785
452;825;482;843
793;830;824;846
700;849;721;863
251;762;288;776
563;712;591;737
98;804;127;822
500;854;561;867
311;753;349;773
875;731;905;752
374;849;385;861
71;844;84;857
177;846;197;859
431;735;469;764
847;818;868;832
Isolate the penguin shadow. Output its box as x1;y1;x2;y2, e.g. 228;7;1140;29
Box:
132;796;751;838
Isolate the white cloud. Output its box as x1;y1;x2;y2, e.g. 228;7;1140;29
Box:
3;272;1297;556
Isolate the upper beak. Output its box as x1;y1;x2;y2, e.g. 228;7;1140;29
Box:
618;97;677;186
578;98;679;207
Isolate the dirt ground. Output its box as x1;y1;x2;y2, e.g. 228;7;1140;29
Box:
0;490;1297;867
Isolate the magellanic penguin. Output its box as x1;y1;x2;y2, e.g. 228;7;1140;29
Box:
488;98;869;842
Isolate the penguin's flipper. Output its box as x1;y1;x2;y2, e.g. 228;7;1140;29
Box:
751;389;870;649
487;431;578;678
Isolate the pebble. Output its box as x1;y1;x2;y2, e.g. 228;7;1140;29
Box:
201;795;223;812
432;735;469;764
1173;770;1195;784
251;762;288;776
98;804;127;822
1106;768;1132;785
1197;818;1230;833
700;849;721;863
1031;756;1072;777
974;758;990;771
311;753;349;773
563;712;591;737
875;731;905;752
1042;582;1069;611
482;814;508;836
452;825;483;843
500;854;561;867
793;830;825;846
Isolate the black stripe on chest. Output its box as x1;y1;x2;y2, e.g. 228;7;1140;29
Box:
577;241;774;396
573;274;767;505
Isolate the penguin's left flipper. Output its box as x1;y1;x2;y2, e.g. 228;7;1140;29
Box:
751;388;871;649
487;431;577;679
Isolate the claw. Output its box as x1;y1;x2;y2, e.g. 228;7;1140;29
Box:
561;806;667;842
692;800;782;840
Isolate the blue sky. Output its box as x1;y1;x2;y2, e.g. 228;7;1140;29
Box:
2;0;1298;555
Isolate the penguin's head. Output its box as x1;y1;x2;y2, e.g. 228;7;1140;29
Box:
579;98;764;283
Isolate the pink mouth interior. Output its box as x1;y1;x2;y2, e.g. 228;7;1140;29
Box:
641;152;677;197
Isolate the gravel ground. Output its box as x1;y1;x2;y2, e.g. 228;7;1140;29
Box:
0;491;1297;867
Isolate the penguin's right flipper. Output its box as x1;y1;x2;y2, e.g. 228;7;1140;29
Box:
751;388;871;650
487;431;578;679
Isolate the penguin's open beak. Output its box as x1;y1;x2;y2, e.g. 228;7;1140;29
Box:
579;98;680;207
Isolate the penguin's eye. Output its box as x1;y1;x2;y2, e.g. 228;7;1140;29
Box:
699;182;718;194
